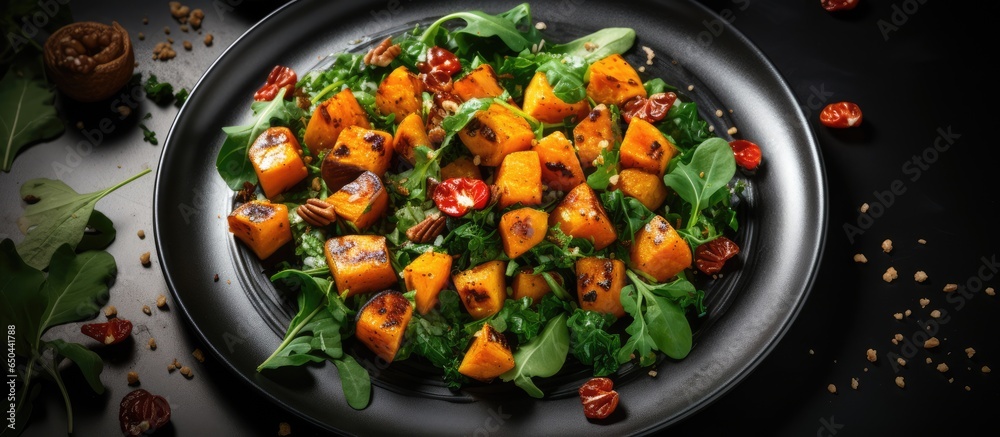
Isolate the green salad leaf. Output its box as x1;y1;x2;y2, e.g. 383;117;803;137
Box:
500;313;569;398
216;87;305;190
546;27;636;62
0;55;65;172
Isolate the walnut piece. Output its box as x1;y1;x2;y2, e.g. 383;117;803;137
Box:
296;199;337;227
406;213;446;244
363;37;401;67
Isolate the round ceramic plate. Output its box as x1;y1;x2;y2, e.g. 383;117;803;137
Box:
154;0;827;435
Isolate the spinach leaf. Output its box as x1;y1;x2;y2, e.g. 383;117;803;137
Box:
500;313;569;398
465;297;545;344
0;238;45;355
663;137;735;228
216;87;305;190
333;355;372;410
16;169;150;270
567;309;620;376
76;210;116;252
536;55;588;104
46;339;105;395
617;270;698;365
600;189;655;244
143;74;175;105
0;55;65;172
643;78;674;95
546;27;637;62
617;283;657;366
38;245;116;337
660;100;713;150
259;270;349;370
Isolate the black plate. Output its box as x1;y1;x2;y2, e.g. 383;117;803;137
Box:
153;0;827;435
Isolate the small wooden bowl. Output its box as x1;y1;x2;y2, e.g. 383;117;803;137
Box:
44;21;134;103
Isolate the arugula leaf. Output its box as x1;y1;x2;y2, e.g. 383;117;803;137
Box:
567;309;621;376
37;245;116;338
546;28;637;62
216;87;304;190
660;100;713;150
16;169;150;270
333;355;372;410
643;78;674;95
617;270;697;365
396;290;468;388
143;74;175;105
386;145;442;203
465;297;545;344
0;238;45;355
585;141;620;191
500;313;569;398
139;112;157;145
536;55;588;104
418;3;541;54
663;137;735;227
258;270;349;370
75;210;116;252
0;55;65;172
46;339;105;395
600;189;655;243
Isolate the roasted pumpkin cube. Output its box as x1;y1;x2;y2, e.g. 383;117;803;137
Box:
549;183;617;250
573;104;621;169
324;235;397;298
404;251;453;315
499;208;549;259
511;268;562;305
440;156;483;180
325;171;388;230
452;260;507;320
576;257;627;318
630;215;692;282
304;88;370;155
611;168;669;211
619;118;678;177
532;131;585;192
457;104;534;166
453;64;505;102
393;112;433;165
494;151;542;210
522;71;591;124
458;323;514;382
585;53;647;106
320;125;394;192
227;200;293;260
356;290;413;363
375;65;423;122
248;126;309;199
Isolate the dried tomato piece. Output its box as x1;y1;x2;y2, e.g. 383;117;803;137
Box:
819;101;863;128
729;139;762;171
621;92;677;124
80;317;133;345
695;236;741;275
821;0;859;12
432;178;490;218
426;46;462;76
119;389;171;436
253;65;297;101
579;377;619;419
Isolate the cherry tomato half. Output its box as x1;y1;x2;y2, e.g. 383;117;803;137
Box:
821;0;859;12
729;139;762;171
253;65;297;101
81;317;133;345
819;101;863;128
621;92;677;124
120;389;171;436
432;177;490;217
579;377;620;419
695;236;741;275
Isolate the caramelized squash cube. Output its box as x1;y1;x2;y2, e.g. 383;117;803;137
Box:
356;290;413;363
375;65;423;122
629;215;692;282
532;131;585;192
403;251;453;315
576;257;627;318
522;71;590;124
320;125;394;192
548;183;617;250
619;118;678;177
324;235;397;298
325;171;388;230
452;260;507;320
249;126;309;199
511;268;562;305
494;150;543;210
457;104;534;166
573;104;621;169
227;200;293;260
304;88;370;155
611;168;669;211
393;112;433;165
499;207;549;259
453;64;506;102
585;53;647;106
440;156;483;180
458;323;514;382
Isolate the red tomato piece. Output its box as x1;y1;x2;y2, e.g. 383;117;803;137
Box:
432;177;490;217
728;139;762;170
621;92;677;124
81;317;133;345
819;101;863;128
253;65;297;101
821;0;859;12
120;389;171;436
695;236;741;275
426;46;462;76
579;377;620;419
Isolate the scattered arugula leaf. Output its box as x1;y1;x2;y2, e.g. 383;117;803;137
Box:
143;74;175;105
663;137;736;248
418;3;542;54
500;313;569;398
567;309;621;376
139;112;157;145
0;54;65;172
174;88;190;107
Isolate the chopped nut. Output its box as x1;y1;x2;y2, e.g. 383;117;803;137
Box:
104;305;118;318
896;357;906;367
179;366;193;378
894;333;904;342
924;337;940;348
893;312;903;320
363;36;401;67
296;199;336;227
189;9;205;29
213;273;219;282
942;283;958;292
895;376;905;388
727;126;738;135
986;287;996;296
582;41;598;52
983;366;992;374
851;378;859;390
534;21;547;30
881;239;893;253
687;84;694;91
930;309;941;318
137;229;145;239
853;253;868;263
183;40;192;51
914;271;928;282
192;348;205;363
917;238;927;244
148;338;157;350
170;2;190;20
827;384;837;394
167;363;176;372
180;24;189;32
904;309;912;317
860;202;870;213
715;109;724;117
127;371;139;385
406;213;447;244
140;252;151;266
142;305;152;315
204;33;213;46
138;32;145;41
156;294;167;309
641;46;654;65
647;370;657;377
965;347;976;358
152;41;176;61
936;363;949;372
866;348;877;362
278;422;292;436
919;298;930;307
964;386;971;391
883;267;898;282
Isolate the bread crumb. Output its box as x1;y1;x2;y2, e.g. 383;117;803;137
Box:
866;348;877;362
914;271;928;282
904;309;912;317
883;267;898;282
715;109;724;117
933;363;948;373
860;202;870;213
104;305;117;318
881;239;893;253
895;376;905;388
896;357;907;367
986;287;995;296
534;21;546;30
924;337;940;348
192;348;205;363
148;338;157;350
827;384;837;394
853;253;868;263
204;33;214;46
156;294;167;309
727;126;738;135
648;370;658;377
164;26;170;35
893;312;904;320
808;349;815;355
127;371;139;385
850;378;859;390
942;283;958;293
964;385;971;391
926;357;933;364
917;238;927;244
140;252;151;267
137;229;145;239
919;298;930;308
983;366;992;374
641;46;655;65
965;347;976;358
142;305;152;315
278;422;292;436
894;333;904;342
180;366;193;379
930;309;941;318
183;40;192;51
687;84;694;91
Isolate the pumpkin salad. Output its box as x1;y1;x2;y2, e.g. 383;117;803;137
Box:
215;3;757;412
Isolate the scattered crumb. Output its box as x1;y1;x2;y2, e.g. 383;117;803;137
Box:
534;21;546;30
917;238;926;244
127;371;140;385
863;367;868;372
180;24;189;32
924;337;940;348
934;363;948;372
866;348;877;363
895;376;905;388
915;271;928;283
148;338;157;350
140;252;151;267
827;384;837;394
142;305;152;315
881;239;893;253
930;309;941;318
687;84;694;91
894;333;904;342
965;347;976;358
137;229;146;239
896;357;907;367
948;377;953;383
986;287;995;296
183;40;192;51
153;41;176;60
138;32;145;41
942;283;958;293
104;306;118;318
641;46;655;65
809;349;815;355
608;174;620;185
192;348;205;363
853;253;868;263
638;66;645;72
164;26;170;35
883;267;898;282
473;155;482;166
648;370;657;377
983;366;992;374
143;17;148;24
904;309;912;317
213;273;220;282
204;33;214;46
850;378;859;390
156;294;168;309
715;109;724;117
926;357;933;364
708;125;715;132
860;202;870;213
278;422;292;436
180;366;193;379
727;126;738;135
919;298;930;308
893;312;904;320
964;386;971;391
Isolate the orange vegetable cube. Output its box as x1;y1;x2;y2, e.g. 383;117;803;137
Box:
576;257;627;318
499;207;549;259
619;118;678;177
511;268;562;305
522;71;590;124
494;150;542;210
573;104;621;169
458;323;514;382
403;251;453;315
548;183;617;250
393;112;433;165
585;53;647;106
629;215;692;282
375;65;424;122
227;200;293;260
457;104;534;166
248;126;309;199
611;168;669;211
325;171;388;230
453;64;506;102
324;235;397;298
452;260;507;320
532;131;585;192
440;156;483;180
356;290;413;363
303;88;370;155
320;125;394;192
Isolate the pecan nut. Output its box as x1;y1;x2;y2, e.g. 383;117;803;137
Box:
296;199;337;227
406;213;446;244
363;37;401;67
